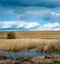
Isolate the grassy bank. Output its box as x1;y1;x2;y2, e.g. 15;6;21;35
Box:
0;39;60;52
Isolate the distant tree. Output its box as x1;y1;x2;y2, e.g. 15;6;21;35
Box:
7;32;15;39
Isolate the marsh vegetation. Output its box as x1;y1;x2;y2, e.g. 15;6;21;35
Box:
0;39;60;53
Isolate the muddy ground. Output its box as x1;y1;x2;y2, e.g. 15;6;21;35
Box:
0;56;60;64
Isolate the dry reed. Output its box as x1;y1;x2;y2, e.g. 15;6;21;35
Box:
0;39;60;52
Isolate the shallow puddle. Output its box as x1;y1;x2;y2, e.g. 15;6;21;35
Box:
0;49;59;59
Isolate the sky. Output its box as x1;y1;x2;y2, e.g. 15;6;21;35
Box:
0;0;60;31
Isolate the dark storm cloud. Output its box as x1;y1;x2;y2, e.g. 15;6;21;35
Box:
0;0;60;8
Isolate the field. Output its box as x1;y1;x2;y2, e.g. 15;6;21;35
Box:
0;31;60;39
0;31;60;51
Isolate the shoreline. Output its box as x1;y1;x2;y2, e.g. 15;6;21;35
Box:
0;56;60;64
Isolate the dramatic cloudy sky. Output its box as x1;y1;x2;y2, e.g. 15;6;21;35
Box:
0;0;60;31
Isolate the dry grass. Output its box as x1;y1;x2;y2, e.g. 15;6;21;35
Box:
0;31;60;39
0;39;60;52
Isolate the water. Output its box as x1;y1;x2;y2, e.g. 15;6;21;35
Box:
0;49;59;59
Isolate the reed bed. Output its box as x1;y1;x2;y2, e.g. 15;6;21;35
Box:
0;39;60;52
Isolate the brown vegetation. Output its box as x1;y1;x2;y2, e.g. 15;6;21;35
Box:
0;56;60;64
0;31;60;39
0;39;60;52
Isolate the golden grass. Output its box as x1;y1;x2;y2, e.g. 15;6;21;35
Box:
0;31;60;39
0;39;60;52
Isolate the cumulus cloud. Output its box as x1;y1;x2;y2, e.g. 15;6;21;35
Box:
0;21;40;29
0;21;60;31
30;22;60;31
43;23;60;28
